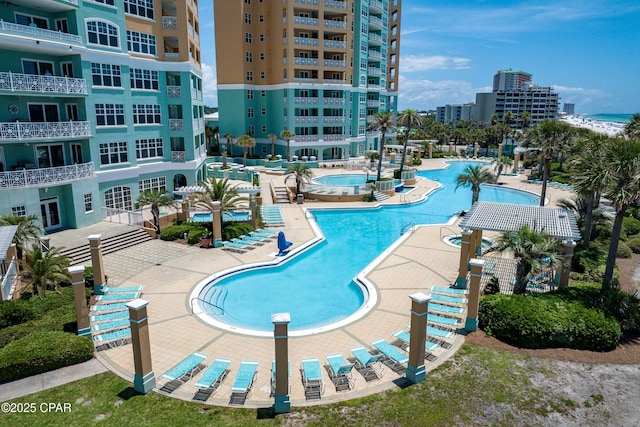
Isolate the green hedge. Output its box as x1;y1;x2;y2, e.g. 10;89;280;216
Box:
622;217;640;237
627;234;640;253
479;293;621;351
222;222;254;241
160;224;206;242
0;300;36;329
0;331;93;382
617;241;633;258
0;304;76;348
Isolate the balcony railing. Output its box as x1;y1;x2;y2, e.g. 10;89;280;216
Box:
367;67;381;75
171;151;185;162
165;52;179;59
324;78;346;84
368;33;386;45
0;121;91;141
294;17;318;26
294;77;319;83
323;40;346;49
1;257;17;301
296;135;319;142
0;72;87;95
294;37;319;46
294;116;319;124
324;134;345;141
295;0;318;4
294;57;319;66
369;0;386;12
323;59;346;67
324;20;346;29
0;162;95;189
294;97;319;104
0;20;82;44
324;116;345;123
367;100;381;107
368;50;384;60
324;0;347;9
169;119;183;131
191;87;202;101
167;85;181;98
163;16;177;30
323;98;345;105
369;16;386;29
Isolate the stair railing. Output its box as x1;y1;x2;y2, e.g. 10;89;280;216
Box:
401;222;415;235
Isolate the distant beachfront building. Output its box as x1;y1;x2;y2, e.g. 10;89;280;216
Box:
492;68;532;92
0;1;205;231
563;103;575;115
435;103;476;125
213;0;401;161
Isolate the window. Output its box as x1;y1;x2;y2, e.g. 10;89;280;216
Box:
104;186;132;210
246;71;253;81
259;34;264;42
244;0;250;3
136;138;163;159
91;63;121;87
127;30;157;55
261;125;267;132
248;125;254;135
261;108;266;115
260;71;265;79
124;0;154;19
11;206;26;217
244;13;251;24
260;53;265;60
246;52;253;62
133;104;162;125
245;33;252;44
84;194;93;213
247;108;254;118
130;68;159;90
139;177;166;192
99;142;128;165
95;103;125;126
86;20;119;48
247;90;254;100
259;15;264;22
90;0;115;5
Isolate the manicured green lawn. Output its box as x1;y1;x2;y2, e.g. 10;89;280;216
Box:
0;345;571;427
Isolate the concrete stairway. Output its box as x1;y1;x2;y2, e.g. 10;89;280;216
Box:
58;228;153;265
273;186;290;203
373;191;390;202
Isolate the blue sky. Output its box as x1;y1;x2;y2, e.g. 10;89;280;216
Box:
198;1;640;114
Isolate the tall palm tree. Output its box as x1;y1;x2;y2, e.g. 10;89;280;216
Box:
624;113;640;139
285;163;314;195
20;244;70;298
519;112;532;130
487;225;563;294
235;134;256;166
556;196;610;247
367;111;396;182
0;214;42;259
280;130;295;162
493;156;514;181
193;176;247;236
455;165;497;205
522;120;574;206
600;138;640;293
136;189;176;234
267;133;277;158
397;109;424;175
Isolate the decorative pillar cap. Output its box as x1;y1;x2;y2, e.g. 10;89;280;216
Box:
469;258;485;267
68;265;85;274
409;292;431;303
271;312;291;324
87;234;102;241
126;298;150;310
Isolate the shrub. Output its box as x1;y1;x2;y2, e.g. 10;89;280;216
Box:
616;241;633;258
362;194;375;202
479;293;621;351
603;280;640;337
0;331;93;382
0;301;36;329
412;158;423;166
626;234;640;253
0;304;76;348
622;217;640;237
222;222;254;241
160;224;205;241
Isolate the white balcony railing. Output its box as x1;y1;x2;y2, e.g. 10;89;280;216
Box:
169;119;183;130
367;100;381;107
294;37;319;46
294;116;319;124
323;59;346;67
0;20;82;44
295;0;318;4
165;52;179;59
368;33;386;45
324;20;346;29
294;57;319;66
163;16;177;30
171;151;185;162
167;85;182;98
323;40;346;49
323;98;345;105
324;0;347;9
324;78;346;84
367;67;381;75
0;72;87;95
369;0;386;12
324;134;345;141
1;257;17;301
0;162;95;189
294;16;318;26
369;50;384;60
294;97;319;104
0;121;91;141
369;16;386;29
296;135;319;142
324;116;345;123
294;77;319;83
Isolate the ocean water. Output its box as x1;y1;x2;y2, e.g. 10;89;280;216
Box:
580;113;634;124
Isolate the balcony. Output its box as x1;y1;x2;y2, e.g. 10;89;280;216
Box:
367;100;381;107
324;0;347;9
369;0;387;13
294;37;319;46
324;134;345;141
0;72;87;95
296;135;319;142
169;119;183;131
294;17;318;26
0;121;90;141
163;16;177;30
368;50;384;61
368;16;386;29
324;78;346;84
324;20;346;29
368;33;386;45
323;98;345;105
294;97;318;104
165;52;180;59
0;20;82;45
323;59;346;68
367;67;382;76
171;151;185;162
294;57;319;66
324;116;345;123
0;162;95;189
167;85;181;98
294;77;319;83
294;116;319;124
323;40;346;49
191;87;202;101
294;0;318;4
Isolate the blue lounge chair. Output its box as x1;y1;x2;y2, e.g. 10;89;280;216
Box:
96;292;140;302
250;231;275;240
90;310;129;322
326;353;356;391
222;241;251;252
93;328;131;350
393;330;440;352
231;237;259;247
301;358;324;400
239;235;267;245
103;285;144;294
371;339;409;372
91;302;128;312
349;346;384;381
429;293;468;304
161;352;208;383
230;360;258;405
91;317;129;333
194;358;232;391
429;303;466;315
257;228;278;235
430;285;469;295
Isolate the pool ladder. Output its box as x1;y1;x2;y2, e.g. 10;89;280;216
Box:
439;226;459;239
400;222;415;236
190;287;227;315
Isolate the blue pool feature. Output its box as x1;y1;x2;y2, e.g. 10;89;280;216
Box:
193;162;539;335
313;174;369;186
192;211;250;222
445;236;493;250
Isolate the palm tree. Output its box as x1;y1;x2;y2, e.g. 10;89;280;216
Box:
493;156;514;181
285;163;314;195
267;133;277;158
556;196;610;247
193;176;247;236
600;138;640;293
367;111;396;181
20;244;70;298
455;165;497;205
280;130;295;162
487;224;563;294
0;214;42;259
397;109;424;175
235;134;256;166
624;113;640;139
519;112;532;130
136;189;176;234
522;120;574;206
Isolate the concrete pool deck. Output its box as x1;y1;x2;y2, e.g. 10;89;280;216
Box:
55;159;575;407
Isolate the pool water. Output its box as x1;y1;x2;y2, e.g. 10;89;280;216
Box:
192;211;250;222
195;162;539;334
313;174;369;186
446;236;493;250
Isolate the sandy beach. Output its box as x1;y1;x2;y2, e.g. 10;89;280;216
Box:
560;114;626;136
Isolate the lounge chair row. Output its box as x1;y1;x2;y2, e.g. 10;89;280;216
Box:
222;229;279;252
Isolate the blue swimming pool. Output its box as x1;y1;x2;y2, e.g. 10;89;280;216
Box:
193;162;539;335
313;174;369;186
192;211;251;222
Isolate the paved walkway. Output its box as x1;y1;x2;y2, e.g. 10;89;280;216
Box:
1;159;576;404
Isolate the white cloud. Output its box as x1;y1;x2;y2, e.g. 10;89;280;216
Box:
401;55;471;72
397;76;485;110
201;62;217;107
